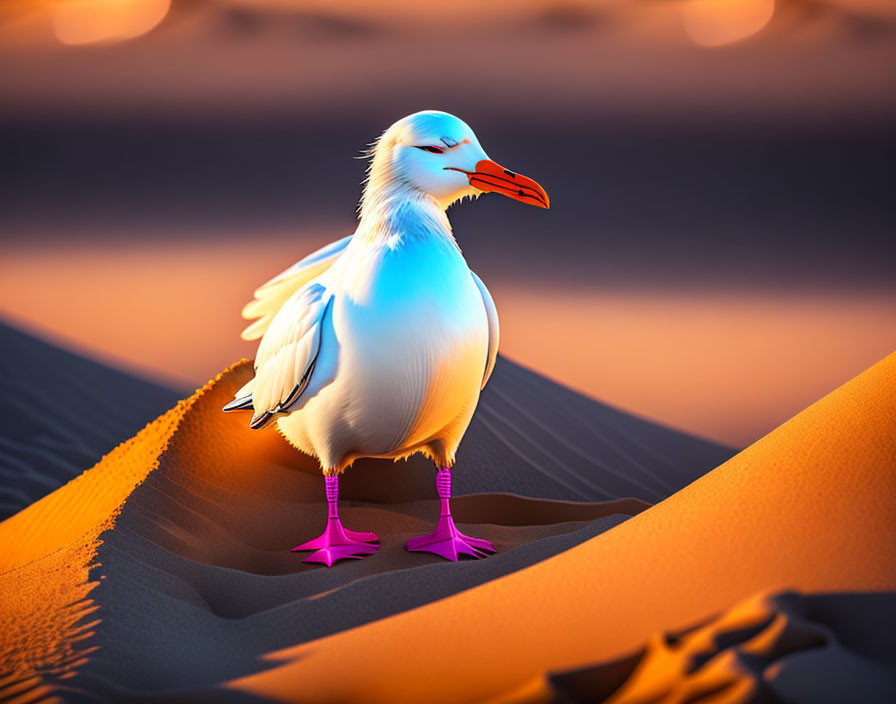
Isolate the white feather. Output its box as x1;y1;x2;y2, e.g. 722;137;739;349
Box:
240;235;351;341
231;111;505;472
251;283;332;421
470;270;499;389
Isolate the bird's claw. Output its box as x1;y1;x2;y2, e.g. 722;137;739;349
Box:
292;518;380;567
407;516;495;562
299;541;379;567
337;527;379;543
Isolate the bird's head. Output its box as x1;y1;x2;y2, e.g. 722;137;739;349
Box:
362;110;549;212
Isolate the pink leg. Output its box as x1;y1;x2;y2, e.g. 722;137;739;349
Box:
407;467;495;561
292;474;379;566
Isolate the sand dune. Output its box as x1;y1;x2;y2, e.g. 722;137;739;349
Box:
0;320;181;520
551;590;896;703
0;329;733;701
1;334;893;702
227;352;896;703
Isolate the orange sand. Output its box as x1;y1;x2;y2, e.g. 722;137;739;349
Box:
0;352;649;698
229;352;896;703
0;365;239;693
0;400;183;574
550;589;896;702
2;351;893;702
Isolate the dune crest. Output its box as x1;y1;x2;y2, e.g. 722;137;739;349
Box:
6;347;726;699
0;363;238;694
0;361;235;574
550;589;896;703
0;321;181;520
229;352;896;703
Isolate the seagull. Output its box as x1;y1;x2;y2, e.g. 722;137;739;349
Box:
224;110;549;566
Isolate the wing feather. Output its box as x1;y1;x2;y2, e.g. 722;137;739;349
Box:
470;270;499;389
245;282;333;429
240;234;351;341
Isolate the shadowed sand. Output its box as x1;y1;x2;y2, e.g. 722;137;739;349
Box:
226;352;896;703
0;328;735;701
1;330;893;701
550;590;896;703
0;321;181;520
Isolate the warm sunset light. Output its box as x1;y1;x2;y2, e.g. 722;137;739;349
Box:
3;1;895;700
53;0;170;46
682;0;775;47
2;238;894;447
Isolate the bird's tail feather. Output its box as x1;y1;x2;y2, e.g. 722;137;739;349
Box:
223;395;254;412
223;394;277;430
250;411;276;430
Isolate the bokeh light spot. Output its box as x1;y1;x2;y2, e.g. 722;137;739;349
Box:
683;0;775;47
53;0;170;46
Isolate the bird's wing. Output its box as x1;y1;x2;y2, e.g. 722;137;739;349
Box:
470;270;499;389
240;234;352;341
242;282;333;429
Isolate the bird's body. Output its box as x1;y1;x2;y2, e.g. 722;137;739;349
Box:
225;110;547;565
274;199;491;472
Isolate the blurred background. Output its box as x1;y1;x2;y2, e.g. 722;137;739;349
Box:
1;0;894;447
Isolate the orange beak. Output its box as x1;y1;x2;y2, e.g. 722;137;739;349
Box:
446;159;550;209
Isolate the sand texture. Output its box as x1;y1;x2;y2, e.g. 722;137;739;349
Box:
0;325;738;702
227;351;896;703
0;321;181;520
549;589;896;703
2;328;894;702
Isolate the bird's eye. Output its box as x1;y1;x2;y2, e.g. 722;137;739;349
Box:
415;145;445;154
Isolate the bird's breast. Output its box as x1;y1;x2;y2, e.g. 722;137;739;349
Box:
338;236;485;339
327;237;489;449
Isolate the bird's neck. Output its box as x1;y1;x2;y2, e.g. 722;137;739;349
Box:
356;182;457;251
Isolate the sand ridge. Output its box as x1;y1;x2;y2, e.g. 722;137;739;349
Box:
0;363;240;699
2;345;731;700
0;321;181;521
549;590;896;703
229;352;896;703
5;334;893;702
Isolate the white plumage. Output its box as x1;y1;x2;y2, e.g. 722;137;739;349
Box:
224;110;548;564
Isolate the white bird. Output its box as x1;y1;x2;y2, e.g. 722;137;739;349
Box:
224;110;549;566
